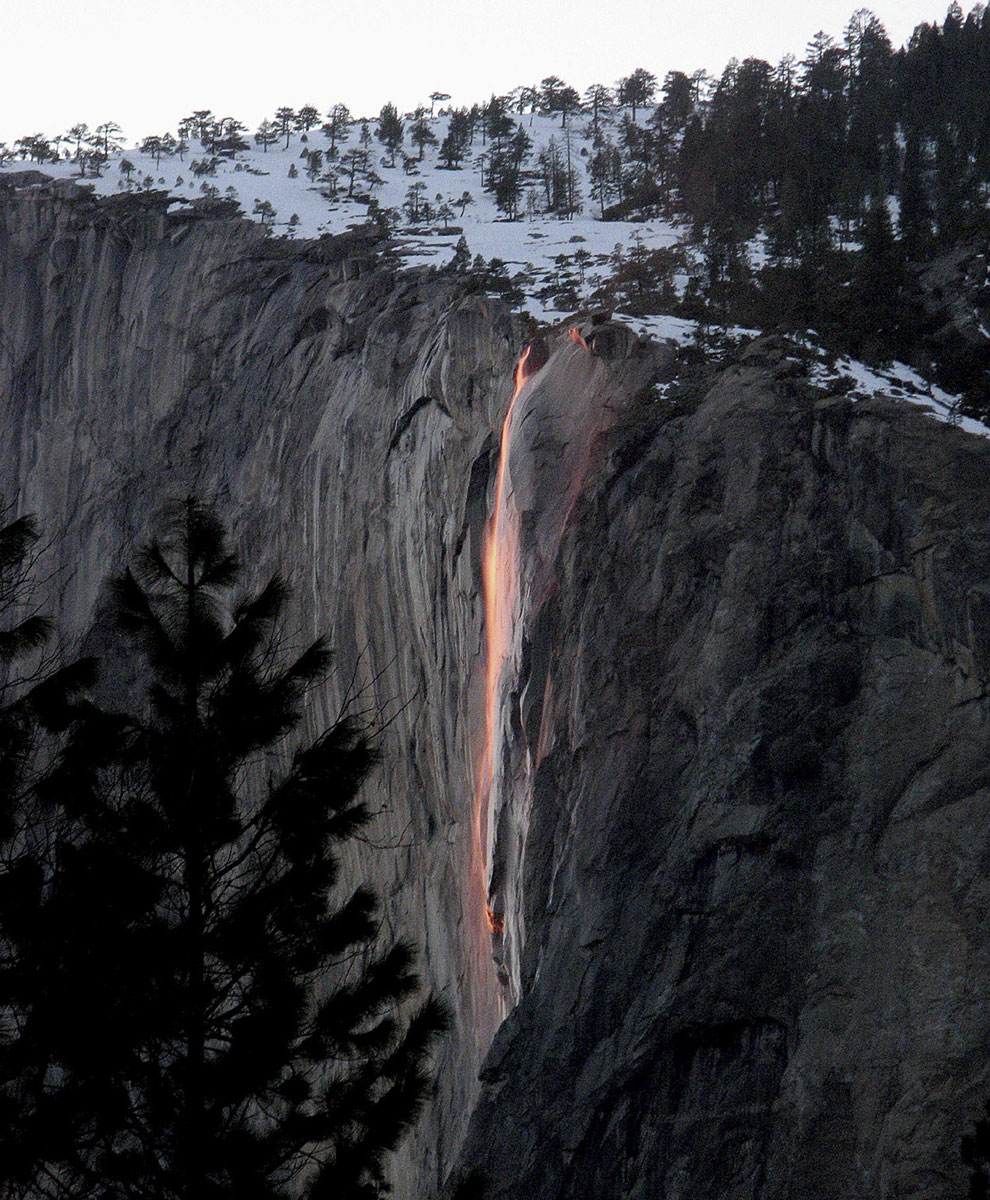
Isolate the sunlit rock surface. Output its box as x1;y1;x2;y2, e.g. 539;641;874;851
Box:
482;324;660;1001
4;183;990;1200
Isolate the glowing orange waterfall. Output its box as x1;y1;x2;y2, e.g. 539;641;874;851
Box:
476;344;540;946
469;319;645;1006
480;348;530;793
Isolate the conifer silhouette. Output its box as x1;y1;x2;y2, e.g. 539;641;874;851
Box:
0;498;445;1199
0;509;96;1196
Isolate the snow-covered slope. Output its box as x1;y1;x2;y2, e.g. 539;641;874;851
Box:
810;351;990;438
4;109;986;439
0;113;683;320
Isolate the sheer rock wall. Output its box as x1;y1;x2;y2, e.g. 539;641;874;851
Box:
0;183;511;1196
4;185;990;1199
451;340;990;1200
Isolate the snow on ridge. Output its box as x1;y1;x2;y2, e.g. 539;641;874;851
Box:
811;353;990;439
0;113;685;313
3;113;985;442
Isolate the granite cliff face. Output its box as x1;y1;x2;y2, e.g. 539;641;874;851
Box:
3;183;990;1200
0;181;512;1195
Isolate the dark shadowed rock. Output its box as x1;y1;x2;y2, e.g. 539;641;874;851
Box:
449;346;990;1200
0;169;54;189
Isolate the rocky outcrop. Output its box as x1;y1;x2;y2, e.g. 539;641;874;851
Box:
916;240;990;352
913;239;990;411
4;183;990;1199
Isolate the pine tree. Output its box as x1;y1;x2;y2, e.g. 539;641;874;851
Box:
554;86;582;128
341;147;365;198
617;67;658;121
0;499;446;1200
403;181;427;223
294;105;320;133
898;130;933;257
408;109;437;162
538;76;565;115
214;120;248;158
0;511;94;1198
588;140;621;218
439;131;465;169
274;107;297;149
253;198;277;225
848;198;908;358
322;104;351;159
254;120;279;154
660;71;694;130
66;123;89;170
139;135;164;165
376;104;404;167
449;235;470;273
489;153;522;219
0;512;88;845
93;121;124;162
582;84;613;142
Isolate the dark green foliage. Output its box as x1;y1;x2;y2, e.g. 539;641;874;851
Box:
0;515;53;841
899;132;934;257
592;240;685;316
0;512;97;1196
485;124;530;220
660;70;694;130
586;4;990;409
845;200;910;357
0;499;445;1199
616;68;657;122
536;77;581;127
439;111;472;169
502;6;990;415
464;256;525;308
448;235;471;274
408;109;437;162
376;104;404;165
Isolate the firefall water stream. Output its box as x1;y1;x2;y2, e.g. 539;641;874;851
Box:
473;323;650;1004
478;346;536;937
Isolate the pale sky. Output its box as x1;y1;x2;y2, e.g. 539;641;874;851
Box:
0;0;960;146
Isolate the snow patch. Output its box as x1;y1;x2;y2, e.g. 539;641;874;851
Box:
811;353;990;439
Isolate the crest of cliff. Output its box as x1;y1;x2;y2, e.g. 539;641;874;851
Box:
3;181;990;1199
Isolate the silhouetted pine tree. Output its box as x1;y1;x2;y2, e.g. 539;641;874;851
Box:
0;513;54;842
0;509;93;841
934;124;980;244
0;511;97;1198
376;104;404;166
0;498;445;1200
846;198;910;359
898;131;934;258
